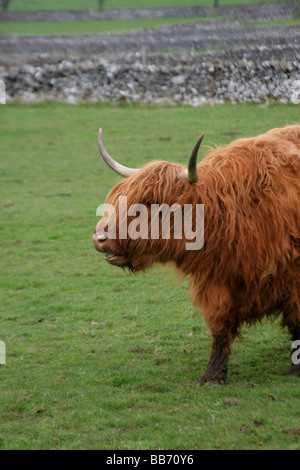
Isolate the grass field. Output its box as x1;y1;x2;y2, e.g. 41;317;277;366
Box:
0;16;215;35
0;16;298;35
244;17;300;27
3;0;292;12
1;101;300;450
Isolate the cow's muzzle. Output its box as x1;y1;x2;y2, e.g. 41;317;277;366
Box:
93;232;108;252
93;232;128;267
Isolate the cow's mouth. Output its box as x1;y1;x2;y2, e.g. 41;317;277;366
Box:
93;234;131;268
104;252;128;267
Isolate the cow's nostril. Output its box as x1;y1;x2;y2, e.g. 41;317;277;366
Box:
95;233;107;242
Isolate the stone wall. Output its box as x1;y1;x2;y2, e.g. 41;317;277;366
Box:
1;3;299;106
1;45;299;105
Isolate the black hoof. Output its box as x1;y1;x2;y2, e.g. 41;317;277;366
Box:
197;372;226;386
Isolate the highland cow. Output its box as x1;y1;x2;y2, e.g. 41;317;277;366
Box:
93;125;300;384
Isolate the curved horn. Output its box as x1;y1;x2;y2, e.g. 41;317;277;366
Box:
98;128;139;178
177;133;204;183
187;133;204;183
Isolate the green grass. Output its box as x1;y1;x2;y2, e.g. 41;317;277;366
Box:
0;16;214;35
4;0;294;12
243;17;300;27
1;101;300;450
1;15;298;36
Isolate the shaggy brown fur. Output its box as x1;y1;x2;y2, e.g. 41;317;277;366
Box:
94;125;300;384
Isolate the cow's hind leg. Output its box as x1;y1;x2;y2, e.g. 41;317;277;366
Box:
198;326;237;386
